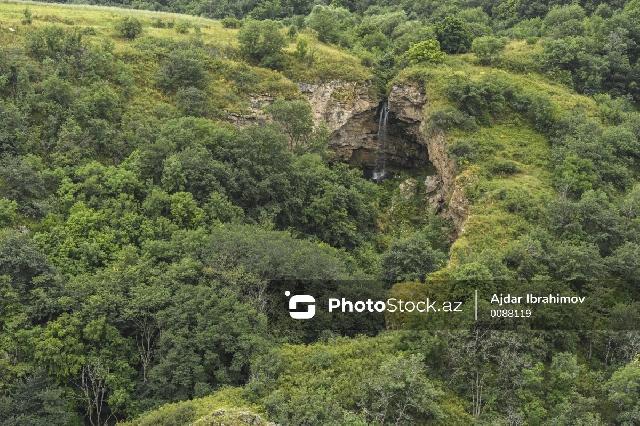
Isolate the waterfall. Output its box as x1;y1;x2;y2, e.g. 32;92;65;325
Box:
373;101;389;182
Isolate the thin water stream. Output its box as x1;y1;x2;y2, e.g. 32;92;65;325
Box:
372;102;389;182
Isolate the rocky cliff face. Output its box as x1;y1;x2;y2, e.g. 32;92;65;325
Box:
299;81;377;133
388;84;426;124
387;83;468;235
299;81;428;169
300;81;378;164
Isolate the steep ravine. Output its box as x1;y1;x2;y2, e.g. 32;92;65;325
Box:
306;80;468;235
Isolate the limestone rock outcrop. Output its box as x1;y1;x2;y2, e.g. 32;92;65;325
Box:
300;81;428;169
388;84;426;124
299;81;378;133
388;83;468;235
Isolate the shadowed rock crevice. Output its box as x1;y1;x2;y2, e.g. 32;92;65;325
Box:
337;104;430;173
299;82;431;173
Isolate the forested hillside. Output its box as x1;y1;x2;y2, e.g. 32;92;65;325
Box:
1;0;640;424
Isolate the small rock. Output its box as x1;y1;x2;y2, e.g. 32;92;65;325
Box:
399;178;417;199
424;175;441;194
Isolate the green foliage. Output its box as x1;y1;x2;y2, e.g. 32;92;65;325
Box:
266;99;314;150
238;20;286;68
26;25;84;61
448;138;481;165
472;36;508;65
543;4;586;38
0;370;79;425
175;86;210;117
406;39;446;65
124;388;267;426
606;357;640;424
508;17;543;39
287;25;298;39
156;50;207;92
489;159;521;176
294;38;308;60
150;17;171;28
446;75;509;123
4;2;640;425
21;7;32;25
305;5;353;45
436;17;473;54
284;154;379;249
381;231;447;283
428;107;478;133
221;16;242;28
247;335;462;424
116;17;143;40
0;198;17;227
174;20;191;34
0;155;47;217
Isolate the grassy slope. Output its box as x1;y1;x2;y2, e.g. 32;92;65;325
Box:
396;56;598;272
121;387;268;426
124;334;471;425
0;0;370;90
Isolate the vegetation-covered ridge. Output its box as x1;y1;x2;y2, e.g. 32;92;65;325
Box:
1;0;640;425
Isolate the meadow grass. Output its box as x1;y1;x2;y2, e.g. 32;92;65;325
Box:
0;0;369;82
392;61;599;272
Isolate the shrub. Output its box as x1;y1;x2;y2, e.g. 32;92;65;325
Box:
436;17;473;54
446;76;508;123
495;187;541;220
428;107;478;133
542;4;586;38
406;39;445;65
81;27;97;36
157;50;207;92
509;17;543;39
116;17;143;40
489;159;521;176
175;87;210;117
151;17;167;28
222;16;242;28
392;22;436;54
381;232;447;283
238;20;286;67
448;138;480;165
605;357;640;424
266;99;314;150
26;26;83;61
175;21;191;34
21;8;32;25
506;89;555;133
0;198;18;227
472;36;507;65
305;5;353;45
294;38;308;60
